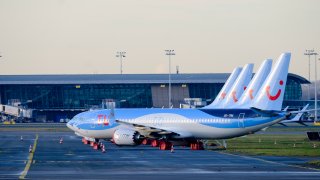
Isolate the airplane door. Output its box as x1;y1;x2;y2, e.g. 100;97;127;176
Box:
238;113;245;128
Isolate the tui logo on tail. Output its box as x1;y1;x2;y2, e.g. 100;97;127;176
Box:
249;89;254;100
266;80;283;101
232;91;238;102
220;92;227;100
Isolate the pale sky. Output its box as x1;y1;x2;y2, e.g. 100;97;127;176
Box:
0;0;319;80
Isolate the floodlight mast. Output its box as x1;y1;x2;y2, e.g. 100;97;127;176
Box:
165;50;175;108
304;49;312;100
304;49;318;123
116;51;126;74
314;52;318;123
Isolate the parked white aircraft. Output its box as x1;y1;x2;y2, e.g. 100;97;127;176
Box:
67;52;293;150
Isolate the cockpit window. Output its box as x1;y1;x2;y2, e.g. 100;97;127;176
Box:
72;115;85;121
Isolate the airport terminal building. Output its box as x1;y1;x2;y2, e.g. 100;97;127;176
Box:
0;73;309;122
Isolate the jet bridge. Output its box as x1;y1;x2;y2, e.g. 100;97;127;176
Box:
0;104;33;122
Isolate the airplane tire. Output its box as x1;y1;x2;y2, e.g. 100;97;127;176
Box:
151;140;159;147
142;139;150;145
159;141;166;150
190;142;204;150
159;141;172;150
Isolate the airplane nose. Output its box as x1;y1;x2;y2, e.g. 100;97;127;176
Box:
66;121;72;129
66;121;75;130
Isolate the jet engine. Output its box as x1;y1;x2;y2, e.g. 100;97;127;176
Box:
113;129;142;146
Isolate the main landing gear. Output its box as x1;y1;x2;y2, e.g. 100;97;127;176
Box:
142;138;151;145
148;139;171;150
143;138;205;151
151;139;159;147
190;141;204;150
159;141;173;150
149;139;172;150
82;137;104;151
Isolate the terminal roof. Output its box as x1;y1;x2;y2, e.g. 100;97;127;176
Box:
0;73;309;85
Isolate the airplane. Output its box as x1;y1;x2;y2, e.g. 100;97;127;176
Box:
67;52;292;151
279;104;309;126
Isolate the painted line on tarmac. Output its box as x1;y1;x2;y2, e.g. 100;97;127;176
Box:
218;151;320;172
19;134;38;179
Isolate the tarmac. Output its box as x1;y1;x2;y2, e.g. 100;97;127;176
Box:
0;131;320;180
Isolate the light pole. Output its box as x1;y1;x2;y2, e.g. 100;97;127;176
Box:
305;49;318;122
315;52;318;122
165;50;175;108
305;49;313;100
116;51;126;74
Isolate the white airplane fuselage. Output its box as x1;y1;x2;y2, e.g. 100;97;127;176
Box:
67;108;286;140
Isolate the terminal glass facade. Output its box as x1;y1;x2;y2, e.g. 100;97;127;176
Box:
284;78;302;100
188;83;224;101
0;84;153;109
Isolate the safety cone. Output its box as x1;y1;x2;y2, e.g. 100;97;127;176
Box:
20;136;23;141
83;139;88;145
29;145;32;153
90;141;94;146
102;144;106;153
93;143;99;150
170;145;174;153
59;138;63;144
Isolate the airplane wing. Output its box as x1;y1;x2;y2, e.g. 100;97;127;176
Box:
115;119;179;137
282;106;289;111
283;104;309;121
279;104;309;126
250;107;282;116
288;108;314;114
110;104;181;137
